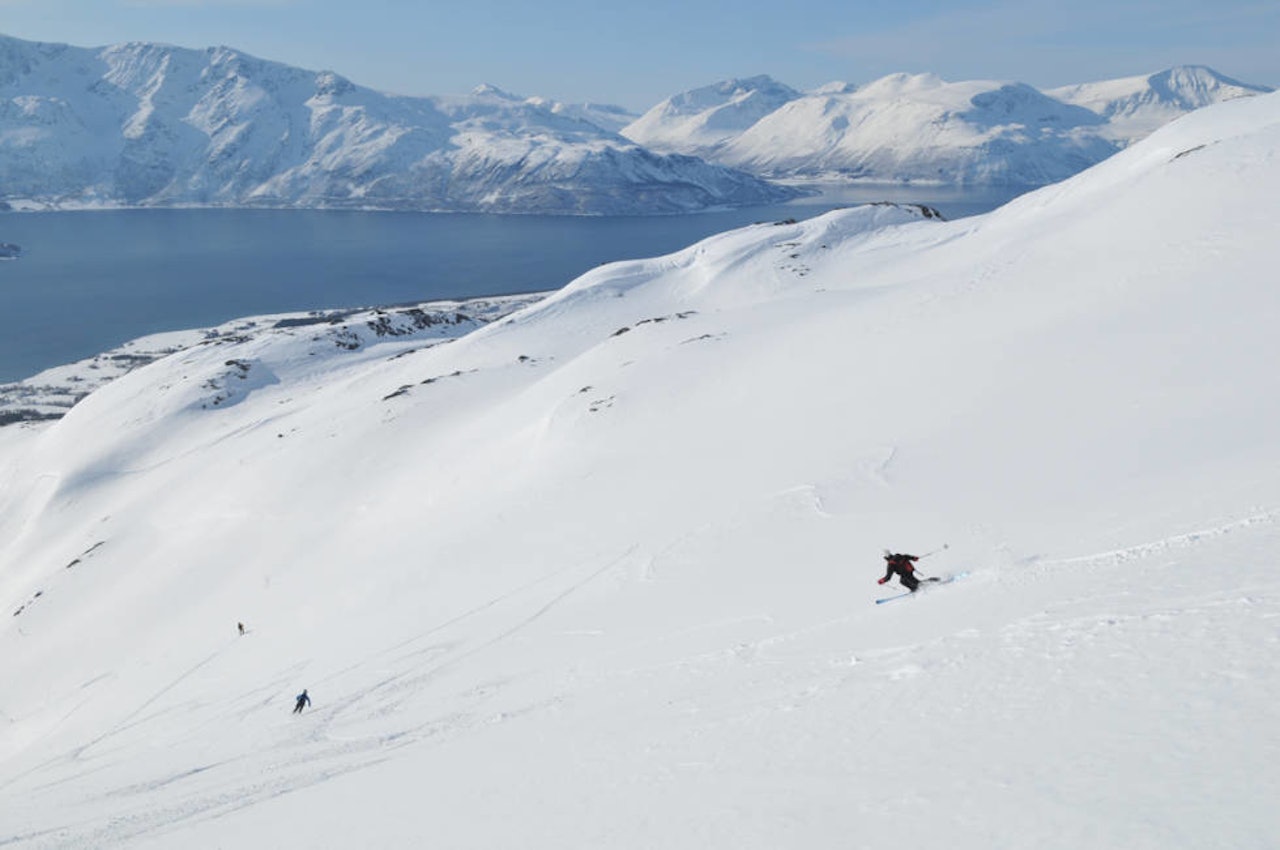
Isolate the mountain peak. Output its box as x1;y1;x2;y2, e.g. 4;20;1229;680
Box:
471;83;522;100
1146;65;1274;107
857;71;949;97
1047;65;1273;135
622;75;803;151
660;75;800;114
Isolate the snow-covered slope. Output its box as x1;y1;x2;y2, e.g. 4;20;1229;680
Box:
1;92;1279;848
624;66;1273;185
0;35;791;214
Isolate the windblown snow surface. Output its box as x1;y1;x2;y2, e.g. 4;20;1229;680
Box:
1;93;1279;848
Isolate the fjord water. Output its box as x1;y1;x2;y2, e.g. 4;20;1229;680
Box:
0;186;1020;383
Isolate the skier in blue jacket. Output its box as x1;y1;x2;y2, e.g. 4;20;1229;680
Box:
293;689;311;714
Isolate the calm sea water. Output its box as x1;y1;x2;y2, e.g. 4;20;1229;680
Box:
0;185;1022;383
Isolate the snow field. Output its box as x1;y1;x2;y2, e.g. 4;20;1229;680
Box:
1;93;1279;848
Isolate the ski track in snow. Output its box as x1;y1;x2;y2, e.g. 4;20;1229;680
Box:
0;548;652;847
1045;509;1280;569
3;491;1278;846
604;506;1280;707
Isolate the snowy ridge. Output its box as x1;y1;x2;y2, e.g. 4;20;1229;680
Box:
0;35;790;215
1;93;1279;847
624;65;1273;185
0;294;546;425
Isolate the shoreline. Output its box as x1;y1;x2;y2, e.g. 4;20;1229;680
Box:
0;292;549;427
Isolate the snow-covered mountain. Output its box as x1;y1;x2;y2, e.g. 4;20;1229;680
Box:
619;74;802;153
624;66;1273;185
0;35;792;214
1;89;1279;847
1048;64;1273;140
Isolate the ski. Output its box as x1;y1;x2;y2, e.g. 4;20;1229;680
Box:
875;571;969;605
925;571;969;587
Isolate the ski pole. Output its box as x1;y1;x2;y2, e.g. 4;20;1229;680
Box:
915;544;948;579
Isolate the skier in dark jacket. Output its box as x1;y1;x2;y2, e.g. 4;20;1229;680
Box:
293;689;311;714
879;551;923;591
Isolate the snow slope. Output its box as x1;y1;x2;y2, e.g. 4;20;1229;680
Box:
625;66;1273;186
1;92;1279;848
0;35;790;215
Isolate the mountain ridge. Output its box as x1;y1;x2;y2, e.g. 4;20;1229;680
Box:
4;31;1273;210
0;34;793;215
623;64;1273;185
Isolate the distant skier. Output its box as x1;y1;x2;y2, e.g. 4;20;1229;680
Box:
237;622;245;636
878;550;935;592
293;689;311;714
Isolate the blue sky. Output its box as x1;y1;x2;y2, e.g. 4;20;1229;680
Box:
1;0;1276;110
